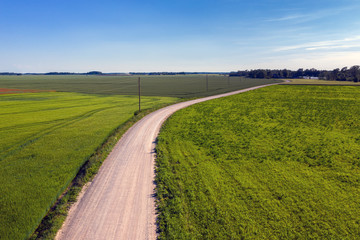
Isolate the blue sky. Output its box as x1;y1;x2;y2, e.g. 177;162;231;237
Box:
1;0;359;72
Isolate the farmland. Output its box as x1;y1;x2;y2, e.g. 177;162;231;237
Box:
0;75;279;98
0;75;279;239
0;91;176;239
155;85;360;239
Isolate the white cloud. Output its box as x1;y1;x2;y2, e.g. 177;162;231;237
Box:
259;51;360;70
266;14;305;22
306;44;360;51
274;35;360;52
266;5;357;24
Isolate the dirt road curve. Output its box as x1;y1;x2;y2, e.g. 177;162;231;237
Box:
56;82;281;240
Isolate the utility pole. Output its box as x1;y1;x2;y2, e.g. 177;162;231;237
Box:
206;74;209;92
138;77;141;112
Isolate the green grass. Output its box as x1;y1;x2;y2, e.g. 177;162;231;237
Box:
0;92;176;240
0;75;280;97
155;85;360;239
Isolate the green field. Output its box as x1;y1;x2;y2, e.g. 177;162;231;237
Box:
155;85;360;239
0;75;279;98
0;75;280;239
0;92;176;239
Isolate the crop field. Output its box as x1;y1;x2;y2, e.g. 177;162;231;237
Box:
0;92;176;239
0;75;280;98
155;85;360;239
0;75;279;239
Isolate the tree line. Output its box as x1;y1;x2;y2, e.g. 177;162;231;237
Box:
230;65;360;82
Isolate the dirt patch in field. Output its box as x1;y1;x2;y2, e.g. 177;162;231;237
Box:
0;88;56;94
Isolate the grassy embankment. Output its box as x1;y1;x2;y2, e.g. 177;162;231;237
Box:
0;75;279;239
155;85;360;239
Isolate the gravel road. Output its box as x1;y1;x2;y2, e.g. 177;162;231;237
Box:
56;82;281;240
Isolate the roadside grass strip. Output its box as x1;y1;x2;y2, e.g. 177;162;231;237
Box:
155;85;360;239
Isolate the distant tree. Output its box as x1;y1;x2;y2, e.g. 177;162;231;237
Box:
228;66;360;82
295;68;304;78
0;72;20;75
256;70;266;78
349;65;360;82
45;72;73;75
87;71;103;75
281;69;290;78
